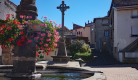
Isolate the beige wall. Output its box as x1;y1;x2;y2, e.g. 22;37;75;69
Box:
114;9;138;50
72;27;91;43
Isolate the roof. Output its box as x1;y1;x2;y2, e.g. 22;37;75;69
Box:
73;24;83;29
93;17;109;23
57;26;72;33
113;0;138;7
7;0;17;7
108;0;138;16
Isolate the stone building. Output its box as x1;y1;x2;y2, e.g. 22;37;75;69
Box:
85;20;95;48
0;0;17;19
108;0;138;63
94;17;109;52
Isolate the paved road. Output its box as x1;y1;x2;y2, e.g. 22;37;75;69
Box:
83;49;120;66
82;49;138;80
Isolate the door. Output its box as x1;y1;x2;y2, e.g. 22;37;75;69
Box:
102;42;106;52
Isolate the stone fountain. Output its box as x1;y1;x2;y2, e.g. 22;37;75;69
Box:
4;0;41;78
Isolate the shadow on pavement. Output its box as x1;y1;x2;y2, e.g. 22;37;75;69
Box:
83;49;138;70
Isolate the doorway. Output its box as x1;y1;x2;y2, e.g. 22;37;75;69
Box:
102;42;106;52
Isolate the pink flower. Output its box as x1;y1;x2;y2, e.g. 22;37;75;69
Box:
54;35;56;38
28;40;33;43
55;32;59;35
50;20;53;23
20;15;24;18
24;21;28;24
55;39;58;42
37;32;41;34
58;24;61;28
29;16;32;19
47;33;51;37
46;31;50;33
48;47;50;50
44;16;47;19
39;42;43;45
45;24;47;27
46;39;51;41
41;33;46;37
40;38;44;41
26;16;29;19
44;44;49;47
34;37;38;40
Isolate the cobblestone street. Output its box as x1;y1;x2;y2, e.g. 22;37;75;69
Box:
83;49;138;80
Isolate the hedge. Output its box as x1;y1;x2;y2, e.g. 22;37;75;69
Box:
73;52;93;61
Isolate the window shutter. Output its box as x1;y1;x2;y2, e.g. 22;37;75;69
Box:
132;27;138;35
132;10;138;18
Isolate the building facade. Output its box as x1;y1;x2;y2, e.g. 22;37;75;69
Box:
0;0;17;19
108;0;138;63
94;17;109;52
72;25;91;44
0;0;17;64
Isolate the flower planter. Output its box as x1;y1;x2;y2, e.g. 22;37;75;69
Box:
28;24;43;31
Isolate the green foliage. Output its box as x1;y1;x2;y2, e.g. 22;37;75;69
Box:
81;45;87;53
73;52;93;61
69;40;85;56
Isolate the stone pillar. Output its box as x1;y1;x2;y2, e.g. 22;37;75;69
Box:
16;0;38;22
4;0;38;78
12;40;36;73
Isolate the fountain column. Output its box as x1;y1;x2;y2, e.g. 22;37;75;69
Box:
5;0;39;78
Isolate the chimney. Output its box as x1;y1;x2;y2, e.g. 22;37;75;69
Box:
88;20;89;24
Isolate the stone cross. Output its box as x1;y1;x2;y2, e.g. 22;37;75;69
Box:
57;1;69;39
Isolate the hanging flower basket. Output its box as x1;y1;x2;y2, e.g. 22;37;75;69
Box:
0;14;61;58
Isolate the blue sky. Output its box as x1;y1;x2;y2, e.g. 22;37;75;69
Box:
10;0;112;29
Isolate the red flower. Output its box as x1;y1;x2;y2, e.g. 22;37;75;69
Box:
20;31;24;35
2;25;6;28
6;14;10;19
14;34;18;37
11;14;14;16
8;38;13;42
36;53;39;56
7;27;11;30
17;42;23;46
21;36;26;40
28;40;33;43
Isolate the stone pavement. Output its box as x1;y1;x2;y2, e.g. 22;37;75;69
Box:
83;49;138;80
88;66;138;80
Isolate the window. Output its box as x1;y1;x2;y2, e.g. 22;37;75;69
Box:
131;27;138;36
77;32;78;35
102;19;108;24
132;10;138;18
104;31;109;36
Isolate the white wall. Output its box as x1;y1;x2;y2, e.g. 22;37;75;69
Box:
0;0;17;20
90;24;95;44
115;9;138;50
125;52;138;58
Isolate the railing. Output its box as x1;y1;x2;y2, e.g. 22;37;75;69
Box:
121;38;138;52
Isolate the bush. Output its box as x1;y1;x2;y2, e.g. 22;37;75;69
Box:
81;45;87;53
69;40;85;56
73;52;93;61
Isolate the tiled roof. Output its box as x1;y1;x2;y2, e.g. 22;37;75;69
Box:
113;0;138;7
73;24;83;29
